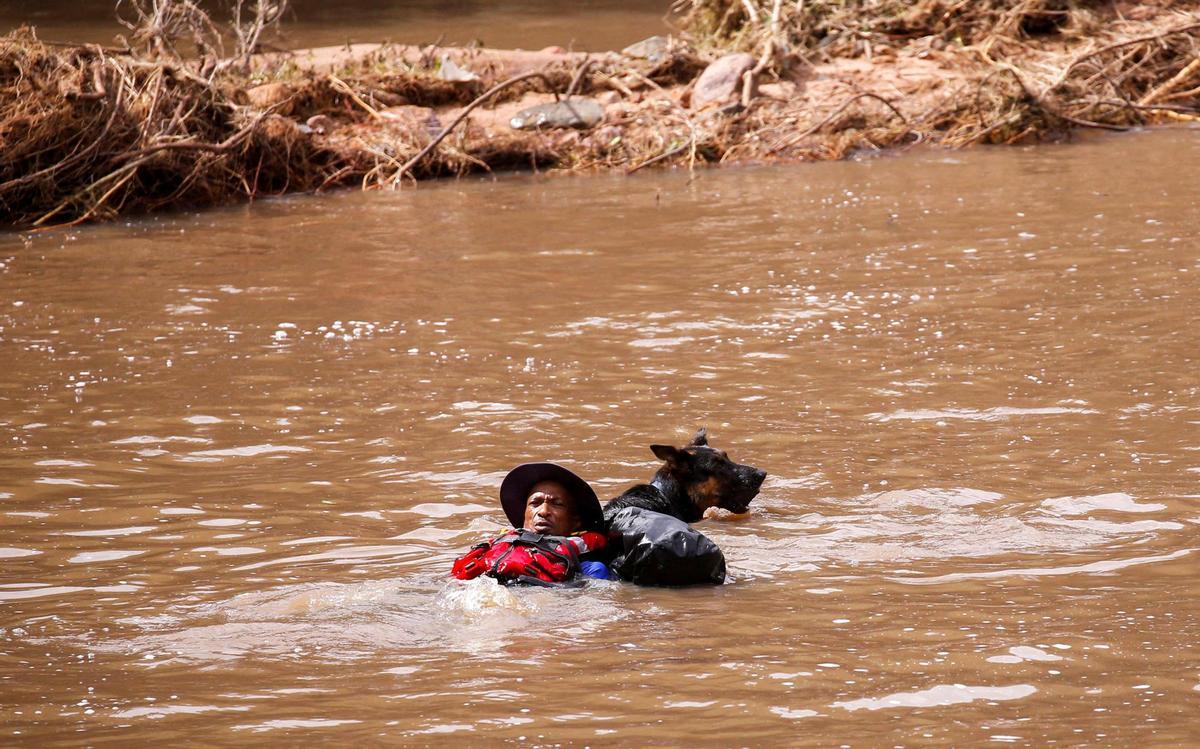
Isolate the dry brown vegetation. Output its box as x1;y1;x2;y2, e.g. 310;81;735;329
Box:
681;0;1200;151
0;28;335;228
683;0;1120;55
1;0;1198;228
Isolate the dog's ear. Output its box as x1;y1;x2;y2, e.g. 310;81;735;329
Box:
651;444;682;463
690;428;709;447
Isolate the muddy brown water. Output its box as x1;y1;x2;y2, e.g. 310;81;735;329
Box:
3;129;1200;746
2;0;671;52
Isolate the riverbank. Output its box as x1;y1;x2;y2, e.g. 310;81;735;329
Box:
2;0;1198;228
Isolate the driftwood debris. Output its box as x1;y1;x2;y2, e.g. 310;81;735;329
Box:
2;1;1199;227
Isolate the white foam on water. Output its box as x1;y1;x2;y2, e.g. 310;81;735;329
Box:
68;550;144;563
869;406;1098;423
833;683;1038;712
185;444;310;460
0;547;41;559
1041;493;1166;515
115;704;250;719
61;526;156;537
771;707;819;719
232;719;361;733
986;646;1063;664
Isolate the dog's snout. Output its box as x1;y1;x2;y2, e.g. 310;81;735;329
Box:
751;468;766;488
738;465;766;491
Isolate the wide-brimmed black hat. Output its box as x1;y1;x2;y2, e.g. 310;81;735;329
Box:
499;462;602;531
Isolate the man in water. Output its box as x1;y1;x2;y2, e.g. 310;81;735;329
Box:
451;462;612;584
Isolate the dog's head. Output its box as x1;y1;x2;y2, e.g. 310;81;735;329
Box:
650;428;767;515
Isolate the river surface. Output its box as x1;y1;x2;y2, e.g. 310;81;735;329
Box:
2;129;1200;746
1;0;671;51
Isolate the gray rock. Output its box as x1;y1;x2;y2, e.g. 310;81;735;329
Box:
622;36;671;63
510;98;605;130
691;53;757;110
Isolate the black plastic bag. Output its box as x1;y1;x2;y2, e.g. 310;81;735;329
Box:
606;507;726;586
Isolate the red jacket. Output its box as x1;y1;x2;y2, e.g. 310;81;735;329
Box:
451;529;607;586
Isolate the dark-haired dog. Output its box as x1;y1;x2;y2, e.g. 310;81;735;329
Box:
602;428;767;525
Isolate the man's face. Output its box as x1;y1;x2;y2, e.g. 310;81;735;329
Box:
523;480;581;536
